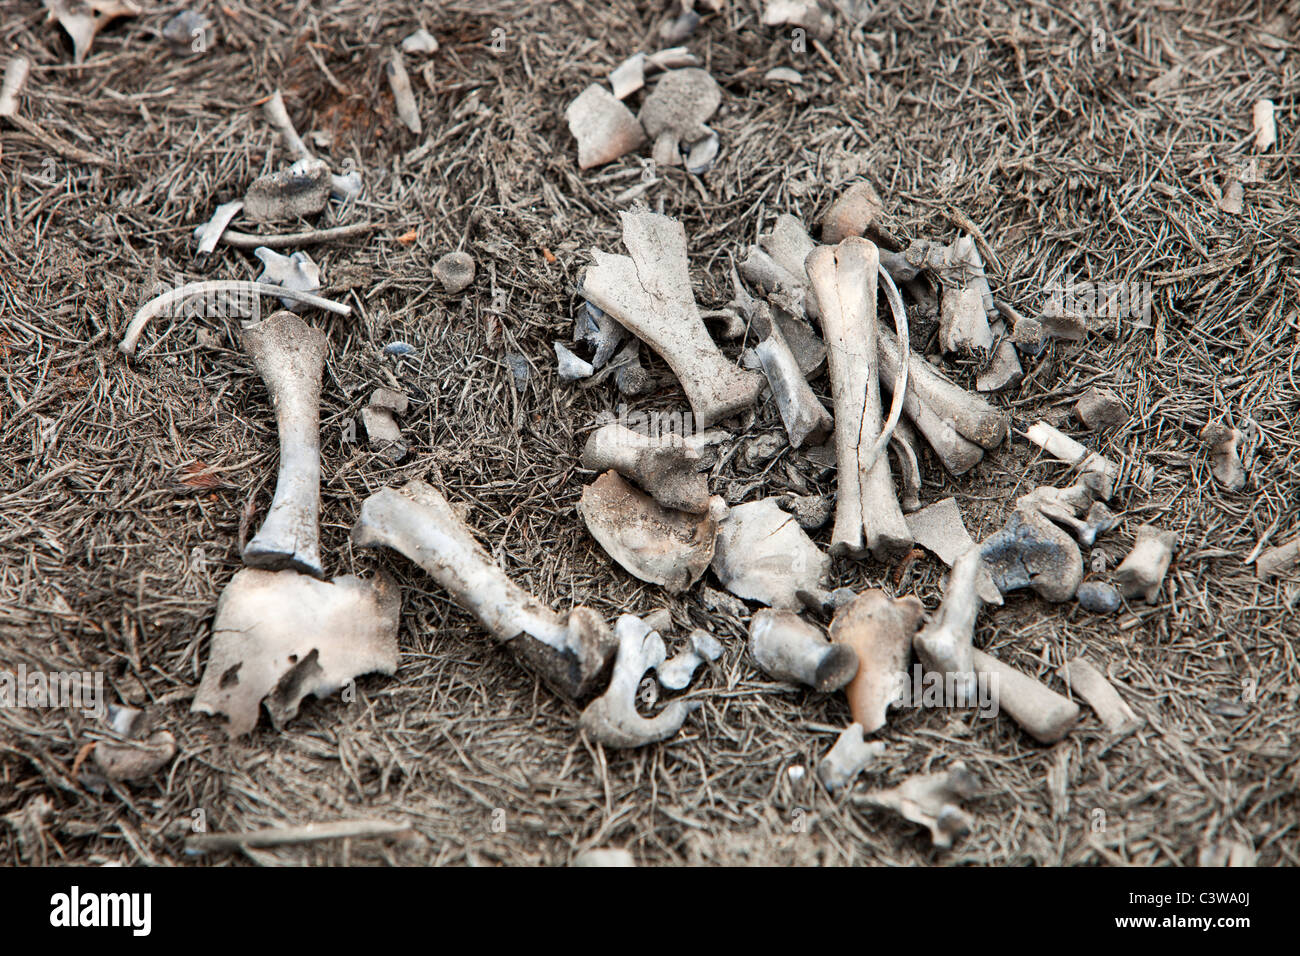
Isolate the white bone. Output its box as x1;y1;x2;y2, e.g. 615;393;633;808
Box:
582;422;710;514
193;200;245;258
748;608;858;691
889;420;922;512
1254;537;1299;580
1253;99;1276;151
939;286;993;354
830;590;923;732
972;647;1079;744
905;498;1002;604
656;628;723;690
0;55;31;117
44;0;140;65
573;848;635;867
712;498;831;608
253;247;321;310
565;84;646;169
856;763;978;848
1056;656;1142;735
386;47;420;135
401;28;438;55
753;306;832;448
1200;423;1245;491
1114;524;1177;602
554;342;594;380
913;547;983;700
762;0;834;40
1023;420;1118;498
818;723;885;794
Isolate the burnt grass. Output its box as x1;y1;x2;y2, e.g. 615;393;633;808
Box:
0;0;1297;865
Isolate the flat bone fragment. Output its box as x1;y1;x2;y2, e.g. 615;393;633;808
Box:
857;763;978;848
1022;420;1118;499
1200;423;1246;491
656;629;723;690
762;0;834;40
830;590;923;732
386;47;421;135
44;0;140;65
554;342;594;380
712;497;831;608
749;608;858;691
577;471;717;592
807;239;911;559
818;724;885;794
638;68;721;167
194;200;245;258
582;422;710;514
351;480;617;699
1074;387;1128;431
244;157;332;222
433;251;476;293
905;498;1002;605
753;306;832;448
939;286;993;354
971;648;1079;744
1056;657;1142;734
913;547;983;701
566;84;646;169
0;55;31;117
976;334;1023;394
241;312;328;577
1114;524;1177;602
581;212;764;426
92;729;177;781
193;568;400;736
610;53;647;99
263;89;311;161
360;406;406;462
401;28;439;54
980;506;1083;602
579;615;699;748
818;181;883;244
1254;537;1299;580
1253;99;1276;151
254;247;321;310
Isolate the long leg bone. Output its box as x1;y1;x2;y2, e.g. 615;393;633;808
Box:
972;648;1079;744
749;608;858;691
241;311;328;577
818;723;886;794
1114;524;1177;602
856;762;979;848
581;422;710;514
352;480;617;698
830;590;924;732
1056;656;1142;734
752;303;832;448
913;547;983;700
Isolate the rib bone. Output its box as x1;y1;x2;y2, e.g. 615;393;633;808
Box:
749;609;858;691
830;590;924;733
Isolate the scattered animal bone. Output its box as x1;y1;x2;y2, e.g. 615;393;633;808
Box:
1198;839;1257;868
1076;580;1121;614
1074;387;1128;431
162;9;213;51
1254;537;1299;580
1218;179;1245;215
262;88;311;161
193;568;400;736
581;422;710;514
576;301;626;369
904;498;1002;604
240;312;328;577
92;726;177;781
386;47;421;134
193;200;244;258
119;280;350;358
578;471;717;592
980;506;1083;602
712;497;831;608
740;246;814;317
581;211;764;427
762;0;834;40
889;420;923;513
565;84;646;169
818;181;883;244
748;608;858;691
757;308;827;376
971;648;1079;744
44;0;140;64
1200;423;1246;491
401;28;439;54
657;628;723;690
1017;482;1118;548
609;47;699;99
612;339;653;396
1056;657;1142;735
975;325;1024;393
939;286;993;354
807;239;912;559
433;251;476;293
638;68;721;167
753;305;832;448
579;615;699;748
830;590;923;732
818;724;885;794
1114;524;1177;602
1022;420;1118;499
0;55;31;117
554;342;594;380
573;848;636;867
253;247;321;310
360;387;409;462
352;480;617;699
1253;99;1276;151
856;763;978;849
685;131;720;174
199;221;377;250
244;157;332;222
913;547;984;700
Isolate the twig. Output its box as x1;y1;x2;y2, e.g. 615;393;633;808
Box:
185;819;415;854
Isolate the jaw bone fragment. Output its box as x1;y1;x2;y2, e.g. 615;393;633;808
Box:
351;480;617;699
656;628;723;690
566;84;646;169
818;723;886;794
578;471;717;592
194;568;400;736
749;609;858;691
0;55;31;117
244;157;332;222
807;238;911;559
581;211;764;427
1056;656;1142;735
913;547;984;700
253;247;321;310
1200;423;1246;491
904;498;1002;604
241;311;328;577
637;68;721;167
582;422;710;514
980;506;1083;602
1022;420;1118;499
972;648;1079;743
830;590;924;733
856;763;979;849
753;304;832;448
1114;524;1177;602
44;0;140;65
385;47;421;134
579;615;699;748
712;497;831;608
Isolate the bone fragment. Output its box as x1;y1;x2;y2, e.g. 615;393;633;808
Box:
576;301;626;369
818;181;883;244
980;506;1083;602
712;498;831;608
656;629;723;690
610;53;648;99
830;590;923;732
263;89;311;161
612;339;653;396
1056;657;1142;735
905;498;1002;604
638;68;720;166
554;342;594;380
1254;537;1299;579
889;419;922;513
254;247;321;310
753;305;832;448
581;212;764;426
1017;482;1118;548
194;200;245;258
360;406;406;462
939;286;993;354
579;615;699;748
749;608;858;691
1076;580;1121;613
976;331;1024;393
1022;420;1118;499
914;547;984;701
92;725;177;781
818;724;885;794
433;251;475;293
386;47;421;134
198;221;378;250
582;422;710;514
1219;180;1245;215
1075;387;1128;431
0;55;31;117
44;0;140;64
879;330;1007;450
766;66;803;85
573;848;636;867
780;493;833;531
1114;524;1177;602
857;763;978;848
352;480;617;698
1200;423;1246;491
186;819;416;854
401;28;438;54
763;0;834;39
565;84;646;169
244;157;332;222
685;130;719;174
972;648;1079;743
1253;99;1276;151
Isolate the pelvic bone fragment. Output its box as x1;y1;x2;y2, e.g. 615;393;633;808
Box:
753;304;832;449
194;568;401;736
818;724;885;794
241;311;328;577
1114;524;1177;602
351;480;617;699
712;497;831;608
972;647;1079;744
857;763;979;849
582;422;710;514
830;590;924;733
579;615;699;748
913;547;983;701
582;212;764;427
980;506;1083;602
749;608;858;691
1056;656;1142;735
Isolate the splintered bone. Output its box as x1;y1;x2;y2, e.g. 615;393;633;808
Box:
243;157;332;222
1114;524;1177;602
972;648;1079;744
352;480;617;699
740;246;812;316
241;311;328;577
253;247;321;311
975;322;1024;393
0;55;31;117
1056;656;1142;735
913;547;983;701
753;304;832;448
762;0;834;39
711;497;831;608
656;628;723;690
818;724;885;794
193;568;399;736
817;181;883;244
980;506;1083;602
44;0;140;64
1022;420;1118;499
638;68;720;167
579;615;699;748
577;470;717;592
1200;423;1246;491
939;286;993;355
582;422;710;514
581;211;764;427
385;47;421;135
830;590;924;732
565;84;646;169
1253;99;1276;151
856;763;979;849
749;609;858;691
904;498;1002;604
193;200;245;258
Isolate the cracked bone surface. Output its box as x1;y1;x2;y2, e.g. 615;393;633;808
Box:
1114;524;1177;602
581;422;710;514
1200;423;1246;491
807;238;911;559
579;615;699;748
904;498;1002;604
972;648;1079;743
857;763;978;849
980;505;1083;602
830;590;924;732
241;311;328;577
193;568;400;736
351;480;617;699
1056;656;1142;735
657;628;723;690
749;608;858;691
712;497;831;608
913;547;983;700
818;724;886;794
1023;420;1118;498
578;471;717;592
582;211;764;427
753;304;832;448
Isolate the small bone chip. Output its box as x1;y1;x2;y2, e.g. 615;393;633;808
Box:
565;84;646;170
243;158;331;222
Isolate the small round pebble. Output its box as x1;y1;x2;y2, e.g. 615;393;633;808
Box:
433;251;476;293
1076;580;1121;614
